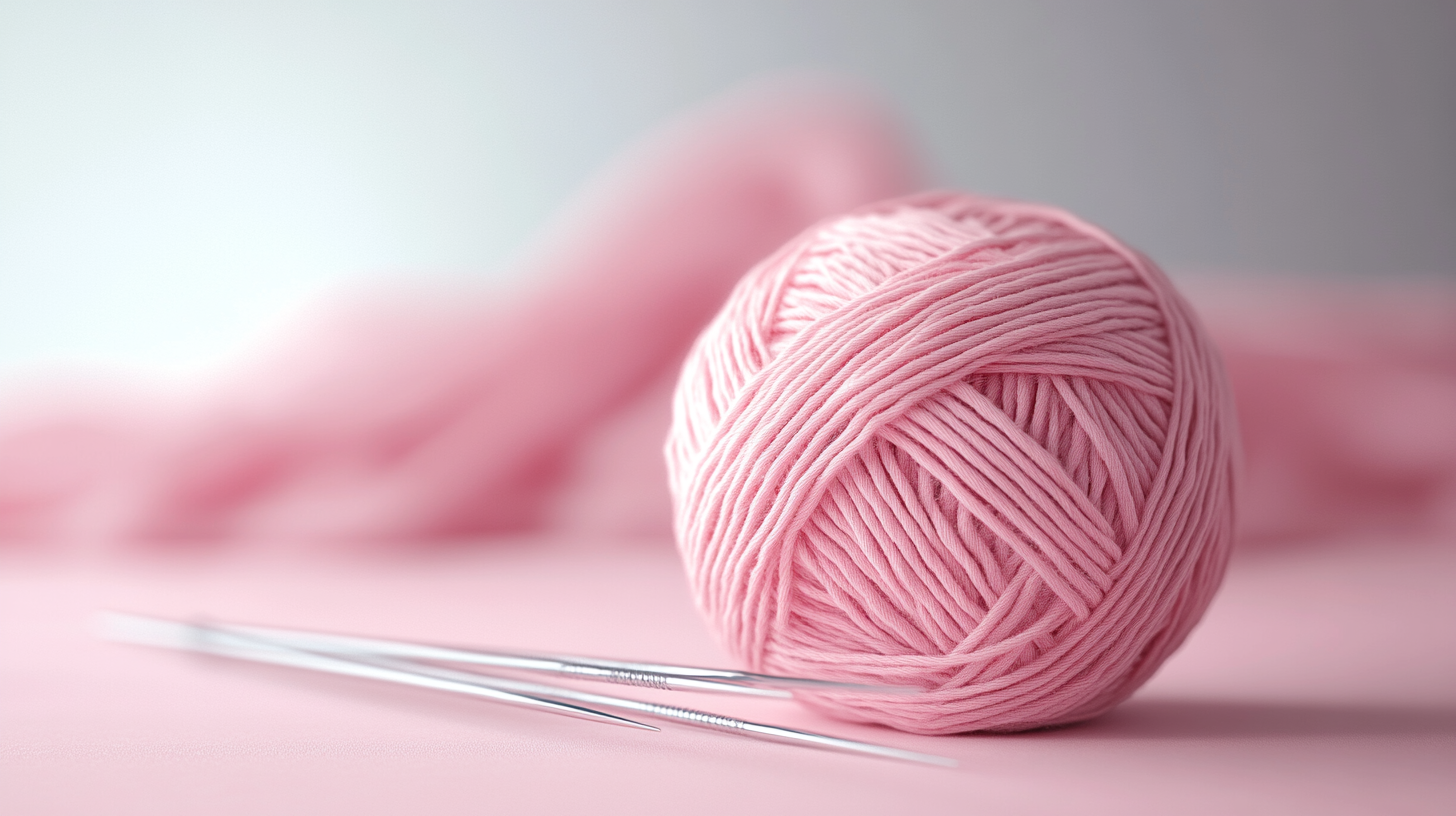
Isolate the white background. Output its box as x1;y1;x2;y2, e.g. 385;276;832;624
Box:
2;1;1452;380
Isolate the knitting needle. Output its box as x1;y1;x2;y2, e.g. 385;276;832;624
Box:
103;613;954;767
96;612;659;732
364;656;959;767
173;616;920;697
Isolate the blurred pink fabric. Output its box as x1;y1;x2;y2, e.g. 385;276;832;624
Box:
0;80;1452;550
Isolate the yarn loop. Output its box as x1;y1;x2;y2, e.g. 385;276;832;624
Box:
667;192;1237;733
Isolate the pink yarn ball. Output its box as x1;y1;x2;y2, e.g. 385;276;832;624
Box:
666;192;1238;734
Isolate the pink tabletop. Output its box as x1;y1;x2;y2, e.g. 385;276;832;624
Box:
3;533;1454;815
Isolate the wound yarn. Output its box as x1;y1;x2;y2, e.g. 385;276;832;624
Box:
666;192;1237;734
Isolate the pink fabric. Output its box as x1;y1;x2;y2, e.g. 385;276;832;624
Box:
0;80;919;546
0;81;1451;552
667;193;1236;733
1191;277;1456;544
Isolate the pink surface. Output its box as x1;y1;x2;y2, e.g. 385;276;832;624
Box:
668;193;1236;732
3;535;1454;815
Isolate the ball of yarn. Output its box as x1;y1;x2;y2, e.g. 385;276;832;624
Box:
665;192;1237;734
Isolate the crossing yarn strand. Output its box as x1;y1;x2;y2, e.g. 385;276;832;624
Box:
666;192;1238;734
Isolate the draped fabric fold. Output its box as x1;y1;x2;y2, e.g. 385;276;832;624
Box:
1;82;1452;551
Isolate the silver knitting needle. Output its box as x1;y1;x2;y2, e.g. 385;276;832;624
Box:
533;654;924;694
100;612;952;765
96;612;658;732
324;654;956;767
114;614;953;767
189;617;920;697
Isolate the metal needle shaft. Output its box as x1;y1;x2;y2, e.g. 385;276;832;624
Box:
98;612;954;767
96;612;658;731
200;618;919;697
350;656;957;767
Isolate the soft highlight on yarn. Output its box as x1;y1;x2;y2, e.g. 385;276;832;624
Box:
667;192;1238;734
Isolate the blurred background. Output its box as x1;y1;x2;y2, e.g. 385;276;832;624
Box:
2;0;1453;382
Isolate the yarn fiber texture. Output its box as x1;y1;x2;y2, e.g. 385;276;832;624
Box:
666;192;1237;734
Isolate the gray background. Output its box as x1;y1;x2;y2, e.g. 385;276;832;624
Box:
2;1;1452;378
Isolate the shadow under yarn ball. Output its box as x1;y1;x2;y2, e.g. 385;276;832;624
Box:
666;191;1237;734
